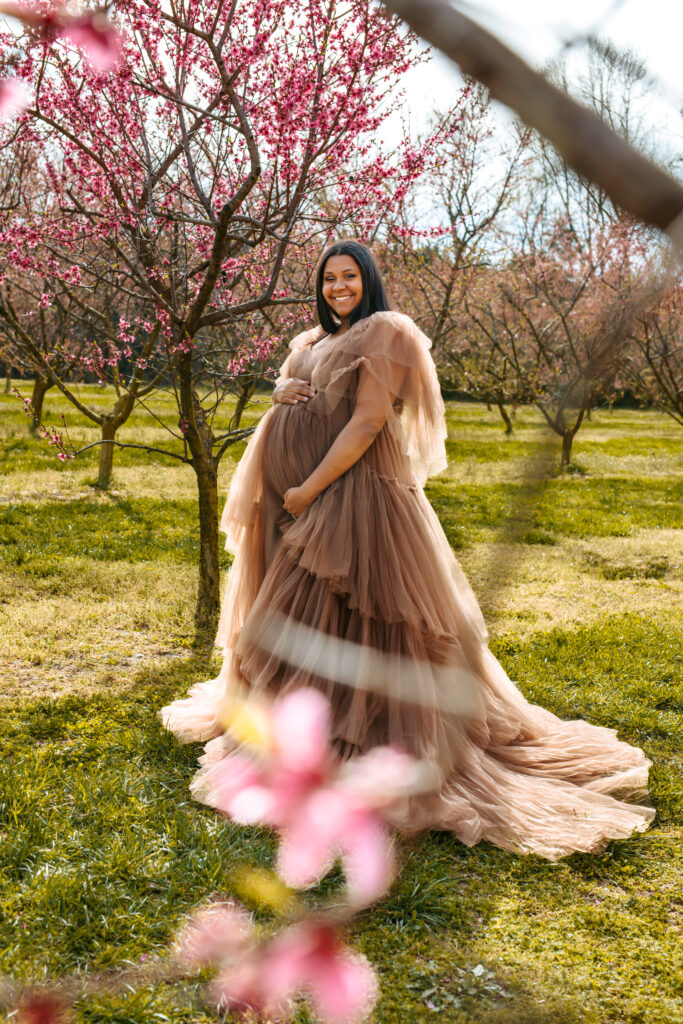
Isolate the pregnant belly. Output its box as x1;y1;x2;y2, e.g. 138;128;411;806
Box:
262;398;335;498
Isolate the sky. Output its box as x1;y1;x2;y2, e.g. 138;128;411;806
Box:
404;0;683;117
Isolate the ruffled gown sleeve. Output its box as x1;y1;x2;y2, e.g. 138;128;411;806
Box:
315;311;448;485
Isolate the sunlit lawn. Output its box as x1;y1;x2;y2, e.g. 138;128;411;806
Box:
0;383;681;1023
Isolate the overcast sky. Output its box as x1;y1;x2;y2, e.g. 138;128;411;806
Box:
405;0;683;114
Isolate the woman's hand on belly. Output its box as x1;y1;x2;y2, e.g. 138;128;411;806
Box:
273;378;315;405
283;481;317;519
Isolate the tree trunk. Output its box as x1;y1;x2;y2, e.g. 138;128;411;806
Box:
230;379;257;432
194;458;221;637
496;400;513;435
561;429;574;467
558;405;585;469
585;405;592;421
29;376;52;434
177;349;221;637
3;366;11;393
97;418;117;488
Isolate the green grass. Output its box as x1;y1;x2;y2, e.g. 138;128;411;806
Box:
2;476;678;573
1;619;680;1023
492;616;683;820
1;387;681;1023
425;477;682;547
445;435;683;464
0;498;208;567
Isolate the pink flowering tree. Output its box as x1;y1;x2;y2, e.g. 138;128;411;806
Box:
0;213;173;482
626;274;683;426
0;274;88;432
462;216;648;464
0;0;438;631
0;1;121;112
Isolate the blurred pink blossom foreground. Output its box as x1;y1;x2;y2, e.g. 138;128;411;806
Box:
60;10;122;70
0;2;122;119
0;77;30;117
176;902;378;1024
172;689;432;1021
209;688;425;905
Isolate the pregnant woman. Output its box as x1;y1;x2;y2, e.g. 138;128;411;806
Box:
161;240;653;860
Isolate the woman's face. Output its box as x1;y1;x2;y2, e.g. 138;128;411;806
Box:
322;254;363;323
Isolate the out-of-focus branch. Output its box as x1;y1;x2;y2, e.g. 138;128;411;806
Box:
381;0;683;240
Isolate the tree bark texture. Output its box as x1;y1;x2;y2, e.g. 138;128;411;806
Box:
97;418;118;488
29;375;52;434
178;350;221;635
497;401;513;435
560;406;586;467
195;461;221;637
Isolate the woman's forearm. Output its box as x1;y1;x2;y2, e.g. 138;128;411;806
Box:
303;414;385;500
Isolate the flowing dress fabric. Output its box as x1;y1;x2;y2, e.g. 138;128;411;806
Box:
160;311;654;861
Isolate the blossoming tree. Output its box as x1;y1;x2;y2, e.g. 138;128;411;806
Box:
627;274;683;426
463;216;647;465
1;0;434;630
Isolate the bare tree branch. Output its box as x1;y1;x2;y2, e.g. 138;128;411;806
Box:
381;0;683;238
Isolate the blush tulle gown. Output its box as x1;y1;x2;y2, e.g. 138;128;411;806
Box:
160;311;654;860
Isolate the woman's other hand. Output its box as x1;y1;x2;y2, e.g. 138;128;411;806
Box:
273;378;315;405
283;483;315;519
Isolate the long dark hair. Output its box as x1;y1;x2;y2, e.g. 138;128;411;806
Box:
315;240;391;333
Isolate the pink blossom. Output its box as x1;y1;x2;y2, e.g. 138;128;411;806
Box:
210;689;418;904
174;901;252;967
16;990;67;1024
278;787;393;906
0;78;30;120
0;3;122;71
61;12;123;71
213;921;378;1024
